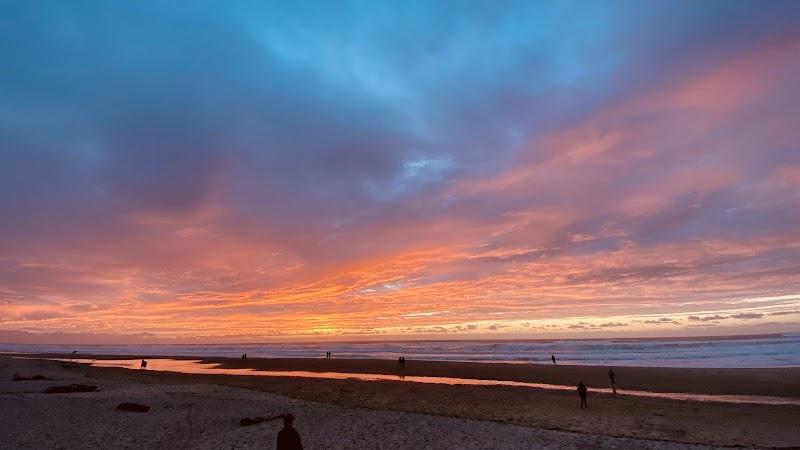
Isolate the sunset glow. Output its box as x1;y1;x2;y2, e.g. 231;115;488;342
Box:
2;1;800;343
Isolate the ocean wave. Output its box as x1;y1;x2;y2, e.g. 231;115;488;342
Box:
2;334;799;368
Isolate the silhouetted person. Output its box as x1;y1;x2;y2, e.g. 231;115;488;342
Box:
140;359;147;370
551;355;556;365
577;381;588;409
400;356;406;368
242;353;247;360
276;414;303;450
608;368;616;393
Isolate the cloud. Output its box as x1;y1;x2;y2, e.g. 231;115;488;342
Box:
769;311;799;316
644;318;680;325
1;2;799;340
687;315;728;322
730;313;764;320
402;311;448;318
596;322;628;328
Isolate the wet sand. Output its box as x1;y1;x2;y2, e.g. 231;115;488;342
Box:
3;356;799;448
20;352;800;397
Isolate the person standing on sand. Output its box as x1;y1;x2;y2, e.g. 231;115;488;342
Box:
276;414;303;450
551;355;556;365
608;368;616;393
140;359;147;370
577;381;588;409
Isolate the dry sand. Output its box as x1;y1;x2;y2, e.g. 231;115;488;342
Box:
2;356;798;449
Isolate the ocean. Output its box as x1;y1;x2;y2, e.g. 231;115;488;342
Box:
2;333;799;368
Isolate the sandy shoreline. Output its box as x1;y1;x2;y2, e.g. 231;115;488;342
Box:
3;356;799;448
17;352;800;397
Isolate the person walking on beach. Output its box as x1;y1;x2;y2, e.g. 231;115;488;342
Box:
276;414;303;450
551;354;556;365
242;353;247;360
608;368;616;393
140;359;147;370
577;381;588;409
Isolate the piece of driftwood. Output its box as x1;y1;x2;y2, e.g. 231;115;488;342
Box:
44;384;98;394
116;402;150;412
239;415;286;426
13;374;50;381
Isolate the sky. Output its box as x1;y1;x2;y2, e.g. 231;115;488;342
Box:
1;1;800;344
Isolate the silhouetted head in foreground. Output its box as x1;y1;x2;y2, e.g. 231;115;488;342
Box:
277;414;302;450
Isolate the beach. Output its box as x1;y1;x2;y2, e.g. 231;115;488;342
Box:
2;356;799;449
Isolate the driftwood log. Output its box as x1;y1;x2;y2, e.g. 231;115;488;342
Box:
12;374;50;381
240;414;287;426
44;384;98;394
117;402;150;412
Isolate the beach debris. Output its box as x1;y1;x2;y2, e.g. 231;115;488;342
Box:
240;414;287;426
116;402;150;413
13;373;50;381
44;384;98;394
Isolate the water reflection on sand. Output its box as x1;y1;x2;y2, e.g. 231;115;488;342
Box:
59;358;800;406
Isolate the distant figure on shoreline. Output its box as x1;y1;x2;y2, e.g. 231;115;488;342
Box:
577;381;588;409
399;356;406;368
140;359;147;370
551;355;556;365
276;413;303;450
242;353;247;360
608;368;616;393
325;351;331;359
